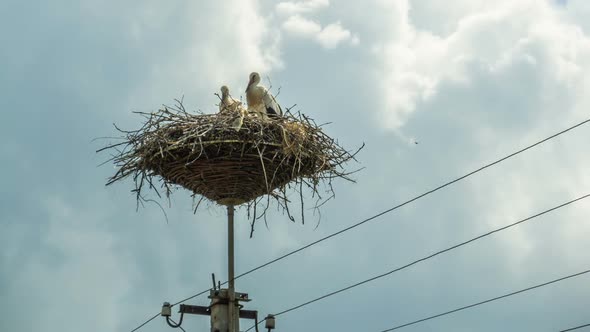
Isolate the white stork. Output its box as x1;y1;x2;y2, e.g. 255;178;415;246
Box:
219;85;243;114
245;72;283;118
219;85;246;130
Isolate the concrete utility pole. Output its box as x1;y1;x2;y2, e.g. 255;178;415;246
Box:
161;205;269;332
227;205;237;332
209;205;240;332
209;205;247;332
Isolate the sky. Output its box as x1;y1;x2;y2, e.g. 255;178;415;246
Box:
1;0;590;331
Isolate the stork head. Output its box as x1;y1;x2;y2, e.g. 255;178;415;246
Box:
220;85;229;97
246;72;260;92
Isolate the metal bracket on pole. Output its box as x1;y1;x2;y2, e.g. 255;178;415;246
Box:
179;302;258;320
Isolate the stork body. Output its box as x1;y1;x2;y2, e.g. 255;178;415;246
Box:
245;72;283;118
219;86;246;130
219;86;245;114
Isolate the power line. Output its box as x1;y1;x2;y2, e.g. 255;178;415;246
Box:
378;268;590;331
224;117;590;289
560;323;590;332
242;193;590;331
130;313;158;332
246;310;590;332
272;193;590;317
128;117;590;332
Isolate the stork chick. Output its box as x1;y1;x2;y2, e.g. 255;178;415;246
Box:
219;85;246;130
219;86;240;113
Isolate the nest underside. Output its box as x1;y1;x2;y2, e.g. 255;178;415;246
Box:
140;140;329;205
101;101;360;210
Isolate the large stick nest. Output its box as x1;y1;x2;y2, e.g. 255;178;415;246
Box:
99;100;361;228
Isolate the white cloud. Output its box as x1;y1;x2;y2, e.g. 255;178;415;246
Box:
282;14;322;36
276;0;330;16
316;22;357;48
551;0;590;35
209;0;283;77
373;0;590;130
4;1;590;331
4;196;141;332
367;0;590;275
350;33;360;46
282;15;360;48
119;0;284;107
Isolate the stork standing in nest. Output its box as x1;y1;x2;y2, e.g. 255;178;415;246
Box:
219;85;243;113
245;72;283;119
219;85;246;130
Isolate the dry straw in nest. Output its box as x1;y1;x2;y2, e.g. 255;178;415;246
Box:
99;100;362;233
